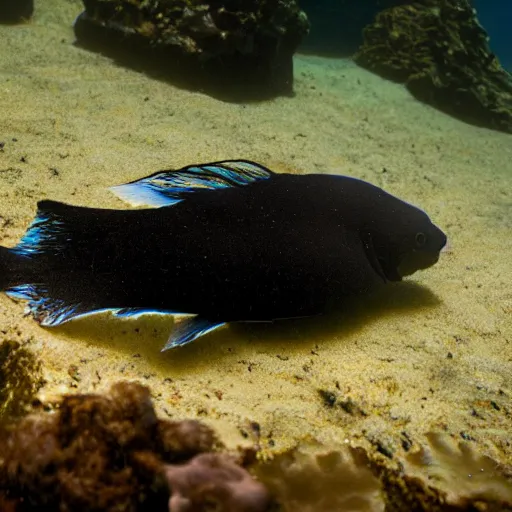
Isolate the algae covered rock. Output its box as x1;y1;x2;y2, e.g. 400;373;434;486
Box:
0;381;271;511
354;0;512;133
74;0;309;99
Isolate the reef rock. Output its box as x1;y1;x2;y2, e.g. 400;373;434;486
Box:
73;0;309;99
0;381;271;511
354;0;512;133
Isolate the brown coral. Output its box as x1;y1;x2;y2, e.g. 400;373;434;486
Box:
3;378;510;511
0;381;271;512
166;453;271;512
354;0;512;133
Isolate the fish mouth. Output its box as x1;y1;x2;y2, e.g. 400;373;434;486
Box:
397;250;440;278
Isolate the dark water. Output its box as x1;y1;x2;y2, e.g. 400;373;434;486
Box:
298;1;373;56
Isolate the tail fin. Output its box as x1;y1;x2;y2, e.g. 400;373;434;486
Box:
0;200;63;291
1;201;111;326
0;246;28;291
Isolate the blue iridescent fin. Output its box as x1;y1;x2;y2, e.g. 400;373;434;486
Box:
6;286;182;327
113;307;180;318
162;316;226;351
109;160;274;207
5;284;103;326
6;284;224;344
11;201;69;257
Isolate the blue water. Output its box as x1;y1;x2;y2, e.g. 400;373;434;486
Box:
472;1;511;71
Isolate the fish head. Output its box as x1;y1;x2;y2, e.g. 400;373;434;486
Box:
363;200;447;282
395;219;447;278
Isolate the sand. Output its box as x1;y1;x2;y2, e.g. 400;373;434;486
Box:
0;0;511;469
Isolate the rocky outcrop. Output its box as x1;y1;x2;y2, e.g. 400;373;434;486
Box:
74;0;309;100
354;0;512;133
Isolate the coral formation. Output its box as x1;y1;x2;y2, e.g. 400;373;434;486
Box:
354;0;512;133
165;453;271;511
0;339;43;421
255;436;512;511
0;381;271;511
366;433;512;511
254;443;384;511
1;379;510;511
395;433;512;510
73;0;309;99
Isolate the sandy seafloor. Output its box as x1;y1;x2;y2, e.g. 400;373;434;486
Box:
0;0;511;480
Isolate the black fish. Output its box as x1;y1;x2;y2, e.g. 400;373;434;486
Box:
0;160;447;350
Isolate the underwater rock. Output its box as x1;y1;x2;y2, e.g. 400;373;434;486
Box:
0;339;43;421
0;381;271;511
73;0;309;100
0;0;33;23
354;0;512;134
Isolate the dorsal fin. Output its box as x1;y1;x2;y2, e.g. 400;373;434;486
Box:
109;159;274;207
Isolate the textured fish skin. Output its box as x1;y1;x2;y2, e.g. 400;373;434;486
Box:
0;161;447;348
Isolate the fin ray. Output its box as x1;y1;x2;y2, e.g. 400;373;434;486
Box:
114;307;181;318
11;201;70;257
6;286;184;327
110;160;273;207
162;316;225;351
6;284;98;326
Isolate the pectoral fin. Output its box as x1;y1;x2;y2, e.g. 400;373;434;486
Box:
361;232;388;283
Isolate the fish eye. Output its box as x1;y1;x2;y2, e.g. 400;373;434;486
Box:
415;232;427;247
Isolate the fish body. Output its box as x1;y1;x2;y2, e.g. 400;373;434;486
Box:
0;161;447;350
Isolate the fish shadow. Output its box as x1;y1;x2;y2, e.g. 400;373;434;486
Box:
230;281;440;345
53;281;441;374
